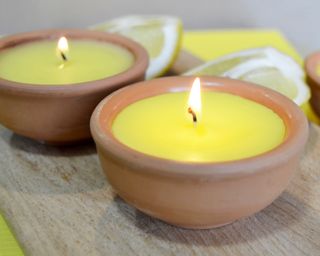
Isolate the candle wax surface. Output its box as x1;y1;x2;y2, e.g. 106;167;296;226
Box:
0;40;134;85
316;64;320;77
112;92;286;162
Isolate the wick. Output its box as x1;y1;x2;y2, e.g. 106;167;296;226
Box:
60;51;67;61
188;107;197;125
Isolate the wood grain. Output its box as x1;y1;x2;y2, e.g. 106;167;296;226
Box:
0;122;319;256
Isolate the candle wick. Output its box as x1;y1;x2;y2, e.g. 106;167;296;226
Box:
60;51;68;62
188;107;197;125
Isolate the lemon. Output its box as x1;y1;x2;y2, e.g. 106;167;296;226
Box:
185;47;310;106
91;15;183;79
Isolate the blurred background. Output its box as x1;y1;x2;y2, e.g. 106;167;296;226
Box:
0;0;317;56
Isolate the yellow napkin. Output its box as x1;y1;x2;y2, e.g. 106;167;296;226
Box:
182;29;320;124
0;215;23;256
183;29;300;62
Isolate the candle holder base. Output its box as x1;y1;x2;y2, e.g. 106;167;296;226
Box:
0;29;148;145
305;51;320;118
91;76;309;230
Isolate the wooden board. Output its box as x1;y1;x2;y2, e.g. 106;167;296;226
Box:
0;121;319;256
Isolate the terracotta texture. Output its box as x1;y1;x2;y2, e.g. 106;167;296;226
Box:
90;76;309;229
305;52;320;117
0;29;148;144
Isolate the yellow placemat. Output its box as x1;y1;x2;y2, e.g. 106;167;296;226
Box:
0;215;24;256
183;29;301;62
182;29;320;124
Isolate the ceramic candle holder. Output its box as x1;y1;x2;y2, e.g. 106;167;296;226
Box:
90;76;308;229
0;29;148;144
305;52;320;117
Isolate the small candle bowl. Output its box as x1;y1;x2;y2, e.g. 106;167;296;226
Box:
91;76;308;229
305;52;320;117
0;29;148;144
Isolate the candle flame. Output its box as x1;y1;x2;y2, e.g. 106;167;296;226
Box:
57;36;69;61
188;77;202;123
58;37;69;52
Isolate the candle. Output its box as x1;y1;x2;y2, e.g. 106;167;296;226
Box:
112;78;285;162
91;76;308;228
0;38;134;85
305;51;320;119
0;29;148;144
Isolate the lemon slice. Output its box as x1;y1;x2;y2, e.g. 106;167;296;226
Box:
185;47;310;106
91;15;183;79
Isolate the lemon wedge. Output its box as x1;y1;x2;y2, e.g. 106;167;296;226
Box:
185;47;310;106
91;15;183;79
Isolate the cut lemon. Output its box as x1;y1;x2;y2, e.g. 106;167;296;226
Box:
185;47;310;106
91;15;183;79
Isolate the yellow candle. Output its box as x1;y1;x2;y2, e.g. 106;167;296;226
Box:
0;39;134;85
112;91;286;162
316;64;320;76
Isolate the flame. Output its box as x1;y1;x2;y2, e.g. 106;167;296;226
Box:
57;37;69;63
188;77;202;117
57;37;69;53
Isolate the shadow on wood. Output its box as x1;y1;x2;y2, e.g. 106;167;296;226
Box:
0;127;105;194
107;190;311;247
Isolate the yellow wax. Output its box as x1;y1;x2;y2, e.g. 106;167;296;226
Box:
0;40;134;85
316;64;320;76
112;92;286;162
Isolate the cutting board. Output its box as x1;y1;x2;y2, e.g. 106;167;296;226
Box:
0;30;319;255
0;122;320;256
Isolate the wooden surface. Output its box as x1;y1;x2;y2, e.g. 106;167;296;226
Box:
170;49;203;74
0;121;319;256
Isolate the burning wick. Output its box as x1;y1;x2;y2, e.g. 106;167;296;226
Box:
60;51;67;61
187;77;201;127
188;107;197;124
57;37;69;62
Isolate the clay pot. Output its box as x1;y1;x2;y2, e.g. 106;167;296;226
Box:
305;52;320;117
90;76;308;229
0;29;148;144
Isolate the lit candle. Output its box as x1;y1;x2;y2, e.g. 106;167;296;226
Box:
0;36;134;85
112;78;286;162
91;76;308;229
0;29;148;144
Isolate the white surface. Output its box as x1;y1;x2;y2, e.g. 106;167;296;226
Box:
0;0;318;56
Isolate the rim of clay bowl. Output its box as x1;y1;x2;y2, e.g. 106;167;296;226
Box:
90;76;309;179
0;29;148;97
305;51;320;89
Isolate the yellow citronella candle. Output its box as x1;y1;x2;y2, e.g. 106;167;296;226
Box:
0;39;134;85
112;91;286;162
316;64;320;76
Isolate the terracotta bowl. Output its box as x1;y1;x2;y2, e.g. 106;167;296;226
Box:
305;51;320;117
0;29;148;144
90;76;308;229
